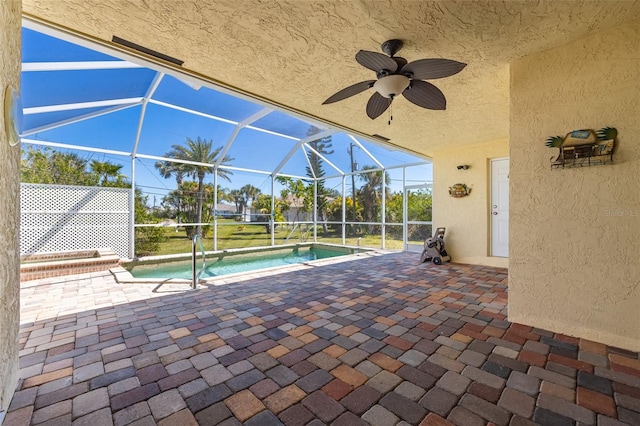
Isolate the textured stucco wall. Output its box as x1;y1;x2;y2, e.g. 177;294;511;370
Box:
510;19;640;351
433;139;509;268
0;0;22;417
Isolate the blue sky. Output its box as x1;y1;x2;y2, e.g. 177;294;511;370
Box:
21;27;432;203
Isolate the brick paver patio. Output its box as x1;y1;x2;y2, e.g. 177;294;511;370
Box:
5;251;640;425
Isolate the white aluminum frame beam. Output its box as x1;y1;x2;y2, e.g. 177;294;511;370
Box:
21;103;141;137
348;135;384;169
244;125;299;141
219;165;272;176
134;154;271;176
134;153;224;169
147;99;238;125
132;72;165;156
301;145;316;179
303;143;344;176
271;129;336;177
322;161;430;180
22;61;143;72
272;172;309;180
215;107;273;167
21;138;131;157
23;97;143;115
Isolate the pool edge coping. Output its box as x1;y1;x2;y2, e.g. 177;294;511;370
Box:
111;247;393;286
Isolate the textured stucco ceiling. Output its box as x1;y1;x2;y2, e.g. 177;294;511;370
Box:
22;0;640;157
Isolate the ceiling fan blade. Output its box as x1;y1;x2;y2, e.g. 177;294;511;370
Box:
401;58;466;80
366;92;393;119
356;50;398;74
323;80;376;104
402;80;446;110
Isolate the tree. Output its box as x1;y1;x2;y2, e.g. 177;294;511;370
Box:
134;189;168;256
383;192;403;239
385;189;432;239
325;196;362;233
407;188;433;221
240;184;261;218
358;165;390;228
229;189;244;217
155;160;188;223
90;160;127;187
252;194;280;234
21;146;98;186
305;126;334;236
162;181;216;237
216;186;231;204
161;137;233;236
385;192;403;223
276;176;313;221
253;193;286;222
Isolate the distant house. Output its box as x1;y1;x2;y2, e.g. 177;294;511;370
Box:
214;203;237;219
249;195;313;223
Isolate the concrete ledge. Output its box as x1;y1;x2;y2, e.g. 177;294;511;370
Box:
20;248;120;282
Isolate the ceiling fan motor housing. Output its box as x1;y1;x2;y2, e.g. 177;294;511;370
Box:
374;75;410;98
381;39;403;57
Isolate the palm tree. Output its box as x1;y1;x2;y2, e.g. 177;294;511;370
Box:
161;137;233;236
229;189;244;216
90;160;126;187
240;184;261;211
155;160;187;186
155;160;188;223
358;165;390;231
216;186;231;203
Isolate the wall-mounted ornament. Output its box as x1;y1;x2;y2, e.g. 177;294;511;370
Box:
449;183;471;198
546;127;617;169
3;85;22;146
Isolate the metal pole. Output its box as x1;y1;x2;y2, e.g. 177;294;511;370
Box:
313;180;318;242
381;167;386;250
403;167;407;251
349;143;357;236
129;157;136;258
271;175;275;246
192;235;197;289
213;171;218;251
341;176;346;245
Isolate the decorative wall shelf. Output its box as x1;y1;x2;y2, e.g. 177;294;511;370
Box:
547;127;617;170
550;143;614;169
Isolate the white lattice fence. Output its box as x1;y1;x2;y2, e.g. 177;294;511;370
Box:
21;183;131;258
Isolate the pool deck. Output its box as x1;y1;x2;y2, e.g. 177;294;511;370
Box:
6;251;640;425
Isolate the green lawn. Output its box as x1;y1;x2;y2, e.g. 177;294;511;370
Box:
147;219;407;256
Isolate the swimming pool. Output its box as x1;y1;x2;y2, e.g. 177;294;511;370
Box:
124;244;366;280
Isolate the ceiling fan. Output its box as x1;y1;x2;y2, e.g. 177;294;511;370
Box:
323;39;466;120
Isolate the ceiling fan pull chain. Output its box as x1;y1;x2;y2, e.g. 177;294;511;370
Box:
388;104;393;126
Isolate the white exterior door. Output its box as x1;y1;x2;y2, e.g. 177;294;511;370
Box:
491;158;509;257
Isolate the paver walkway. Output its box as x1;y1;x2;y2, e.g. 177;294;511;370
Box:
5;251;640;425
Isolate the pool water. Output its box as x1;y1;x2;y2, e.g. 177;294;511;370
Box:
127;247;353;279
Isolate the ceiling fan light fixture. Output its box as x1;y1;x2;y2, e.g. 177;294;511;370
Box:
374;75;410;98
